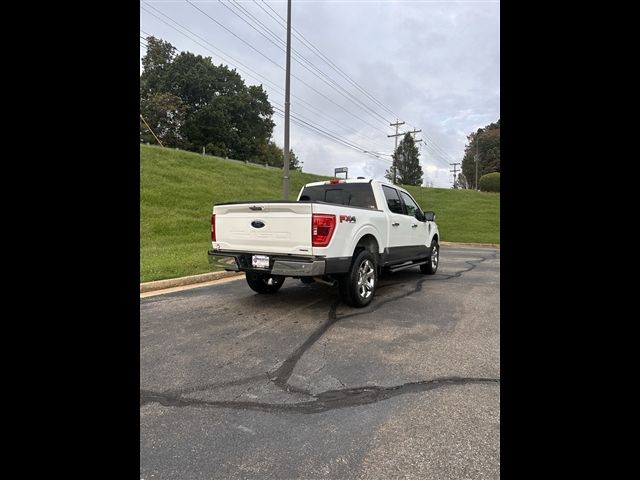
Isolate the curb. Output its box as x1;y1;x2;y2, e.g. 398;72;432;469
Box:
140;241;499;293
441;241;500;249
140;271;243;293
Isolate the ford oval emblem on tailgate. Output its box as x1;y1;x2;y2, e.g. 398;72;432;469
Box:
251;220;265;228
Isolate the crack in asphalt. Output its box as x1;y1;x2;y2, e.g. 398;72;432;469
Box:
268;299;340;395
141;250;499;413
337;250;498;322
140;377;500;414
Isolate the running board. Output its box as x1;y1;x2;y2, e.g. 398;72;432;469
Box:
387;260;428;272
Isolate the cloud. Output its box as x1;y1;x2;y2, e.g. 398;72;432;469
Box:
141;0;499;188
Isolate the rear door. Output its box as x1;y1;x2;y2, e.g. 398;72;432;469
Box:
214;202;313;255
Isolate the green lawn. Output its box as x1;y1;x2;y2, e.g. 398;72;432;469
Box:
404;185;500;244
140;144;499;282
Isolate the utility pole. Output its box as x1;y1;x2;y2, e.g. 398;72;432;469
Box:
475;135;479;190
282;0;292;200
408;128;423;144
388;119;405;184
450;162;461;189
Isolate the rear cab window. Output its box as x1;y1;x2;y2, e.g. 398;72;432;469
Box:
299;183;378;209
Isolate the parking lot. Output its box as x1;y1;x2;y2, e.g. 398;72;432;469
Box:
140;245;500;479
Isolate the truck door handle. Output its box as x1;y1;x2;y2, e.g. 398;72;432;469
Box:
412;224;418;228
392;222;400;227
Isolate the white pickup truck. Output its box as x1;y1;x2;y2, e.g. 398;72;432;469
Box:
208;178;439;307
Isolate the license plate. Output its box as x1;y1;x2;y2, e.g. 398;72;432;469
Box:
252;255;270;269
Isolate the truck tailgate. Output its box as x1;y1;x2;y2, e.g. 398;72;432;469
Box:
214;202;313;255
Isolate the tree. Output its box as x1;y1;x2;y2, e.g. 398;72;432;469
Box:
288;149;301;171
140;37;275;161
461;119;500;189
140;36;176;97
384;133;423;186
258;141;283;167
456;172;470;189
256;142;301;170
140;92;186;148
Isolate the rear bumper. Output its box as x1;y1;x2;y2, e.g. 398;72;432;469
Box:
208;250;326;276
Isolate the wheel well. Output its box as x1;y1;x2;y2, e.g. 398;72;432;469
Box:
355;234;379;257
432;233;439;244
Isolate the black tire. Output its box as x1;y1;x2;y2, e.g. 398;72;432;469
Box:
420;240;439;274
338;250;377;308
245;272;285;293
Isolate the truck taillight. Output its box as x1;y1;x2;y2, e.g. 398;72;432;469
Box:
211;214;216;241
312;214;335;247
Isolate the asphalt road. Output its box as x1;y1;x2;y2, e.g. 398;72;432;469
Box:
140;246;500;479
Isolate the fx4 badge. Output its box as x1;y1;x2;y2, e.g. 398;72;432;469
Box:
339;215;356;223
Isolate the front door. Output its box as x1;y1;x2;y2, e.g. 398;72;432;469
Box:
398;190;430;259
382;185;413;263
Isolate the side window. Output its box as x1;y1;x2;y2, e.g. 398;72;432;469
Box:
382;185;404;214
399;191;420;218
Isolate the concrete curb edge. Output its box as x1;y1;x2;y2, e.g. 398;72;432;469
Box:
140;271;243;293
440;241;500;248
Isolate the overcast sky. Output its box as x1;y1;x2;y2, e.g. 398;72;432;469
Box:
140;0;500;188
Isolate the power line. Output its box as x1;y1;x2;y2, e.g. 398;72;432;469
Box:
412;133;455;167
275;106;385;158
185;0;281;69
273;106;391;164
421;141;450;164
254;0;395;125
409;126;457;163
427;137;457;162
223;0;393;127
257;0;400;120
139;7;384;147
255;0;460;168
224;0;287;49
176;0;389;135
418;142;452;172
422;143;452;169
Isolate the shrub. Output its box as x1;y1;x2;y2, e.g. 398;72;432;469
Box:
479;172;500;192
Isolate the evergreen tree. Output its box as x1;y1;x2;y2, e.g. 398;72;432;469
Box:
384;133;423;186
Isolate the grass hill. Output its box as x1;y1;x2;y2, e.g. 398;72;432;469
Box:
141;144;499;282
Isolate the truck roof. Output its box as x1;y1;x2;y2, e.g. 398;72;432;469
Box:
302;178;407;192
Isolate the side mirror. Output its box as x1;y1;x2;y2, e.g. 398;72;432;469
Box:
424;211;435;222
415;211;426;222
